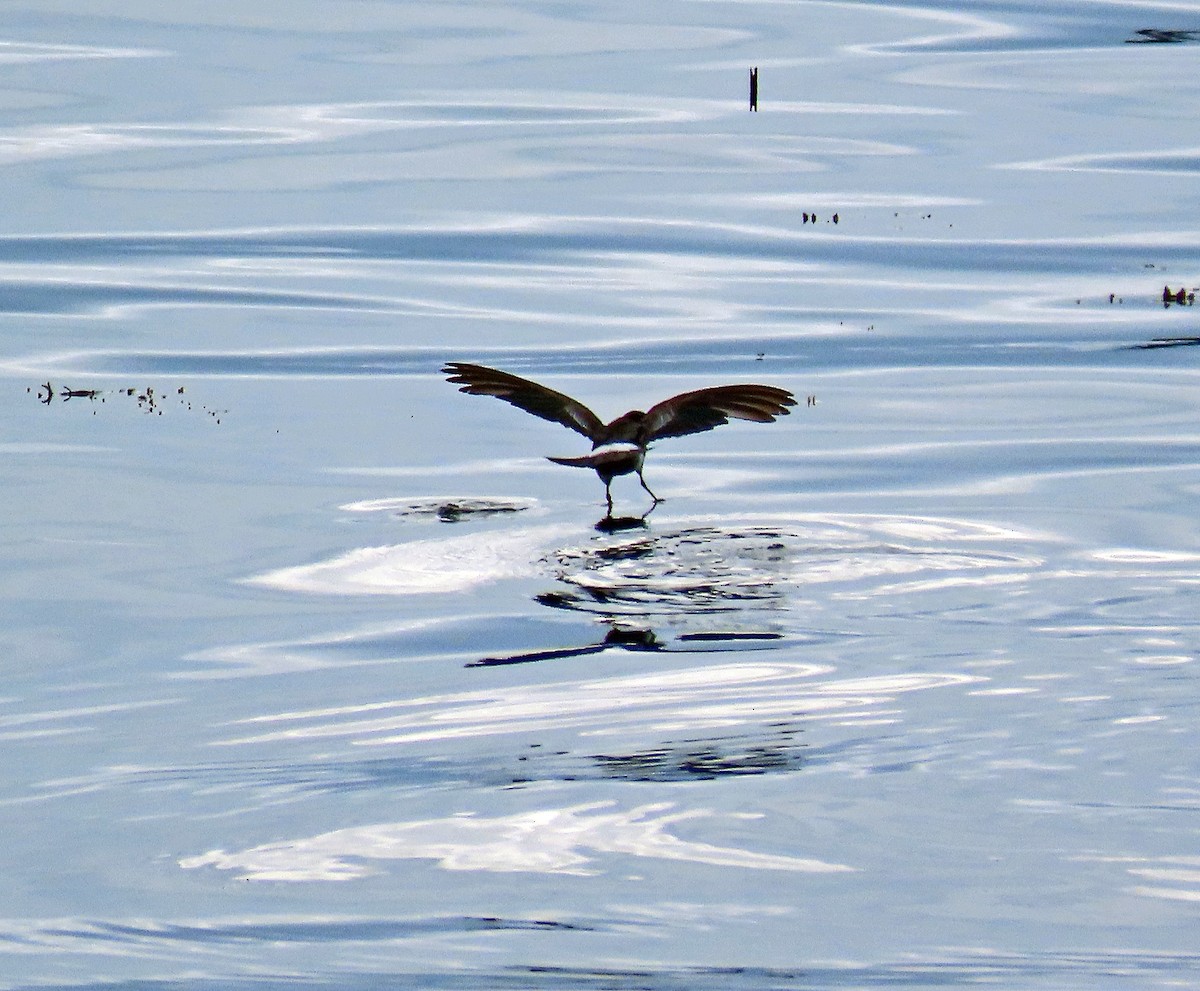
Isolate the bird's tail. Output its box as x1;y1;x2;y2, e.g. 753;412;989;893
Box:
546;454;600;469
547;445;639;469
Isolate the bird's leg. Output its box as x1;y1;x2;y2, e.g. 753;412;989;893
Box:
637;470;662;504
605;481;614;517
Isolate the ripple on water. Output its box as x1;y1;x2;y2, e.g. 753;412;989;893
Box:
535;514;1046;631
241;511;1045;615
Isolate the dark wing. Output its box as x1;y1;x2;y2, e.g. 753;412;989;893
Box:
442;362;605;441
641;384;796;442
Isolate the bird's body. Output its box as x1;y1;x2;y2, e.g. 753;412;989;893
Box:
442;362;796;514
546;441;646;490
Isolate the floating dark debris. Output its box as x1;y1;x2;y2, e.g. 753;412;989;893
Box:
389;497;532;522
29;381;224;421
1162;285;1196;307
1126;28;1200;43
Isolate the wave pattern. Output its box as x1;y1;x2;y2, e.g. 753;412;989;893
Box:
3;0;1200;987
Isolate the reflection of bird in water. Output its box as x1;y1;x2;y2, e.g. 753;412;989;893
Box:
466;624;781;667
443;362;797;515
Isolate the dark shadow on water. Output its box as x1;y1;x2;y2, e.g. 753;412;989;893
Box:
1126;28;1200;43
466;523;795;666
35;330;1196;384
46;915;598;947
1130;336;1200;350
117;720;805;793
595;513;650;533
0;278;378;316
678;631;784;644
28;951;1200;990
535;524;792;631
467;624;782;667
391;497;531;522
467;626;663;667
117;755;525;795
589;725;804;781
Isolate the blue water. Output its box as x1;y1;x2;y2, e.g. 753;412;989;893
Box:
2;3;1200;989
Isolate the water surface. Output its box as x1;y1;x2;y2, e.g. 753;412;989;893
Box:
2;1;1200;988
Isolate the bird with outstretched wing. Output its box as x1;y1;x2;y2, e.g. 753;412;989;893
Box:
443;362;796;515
